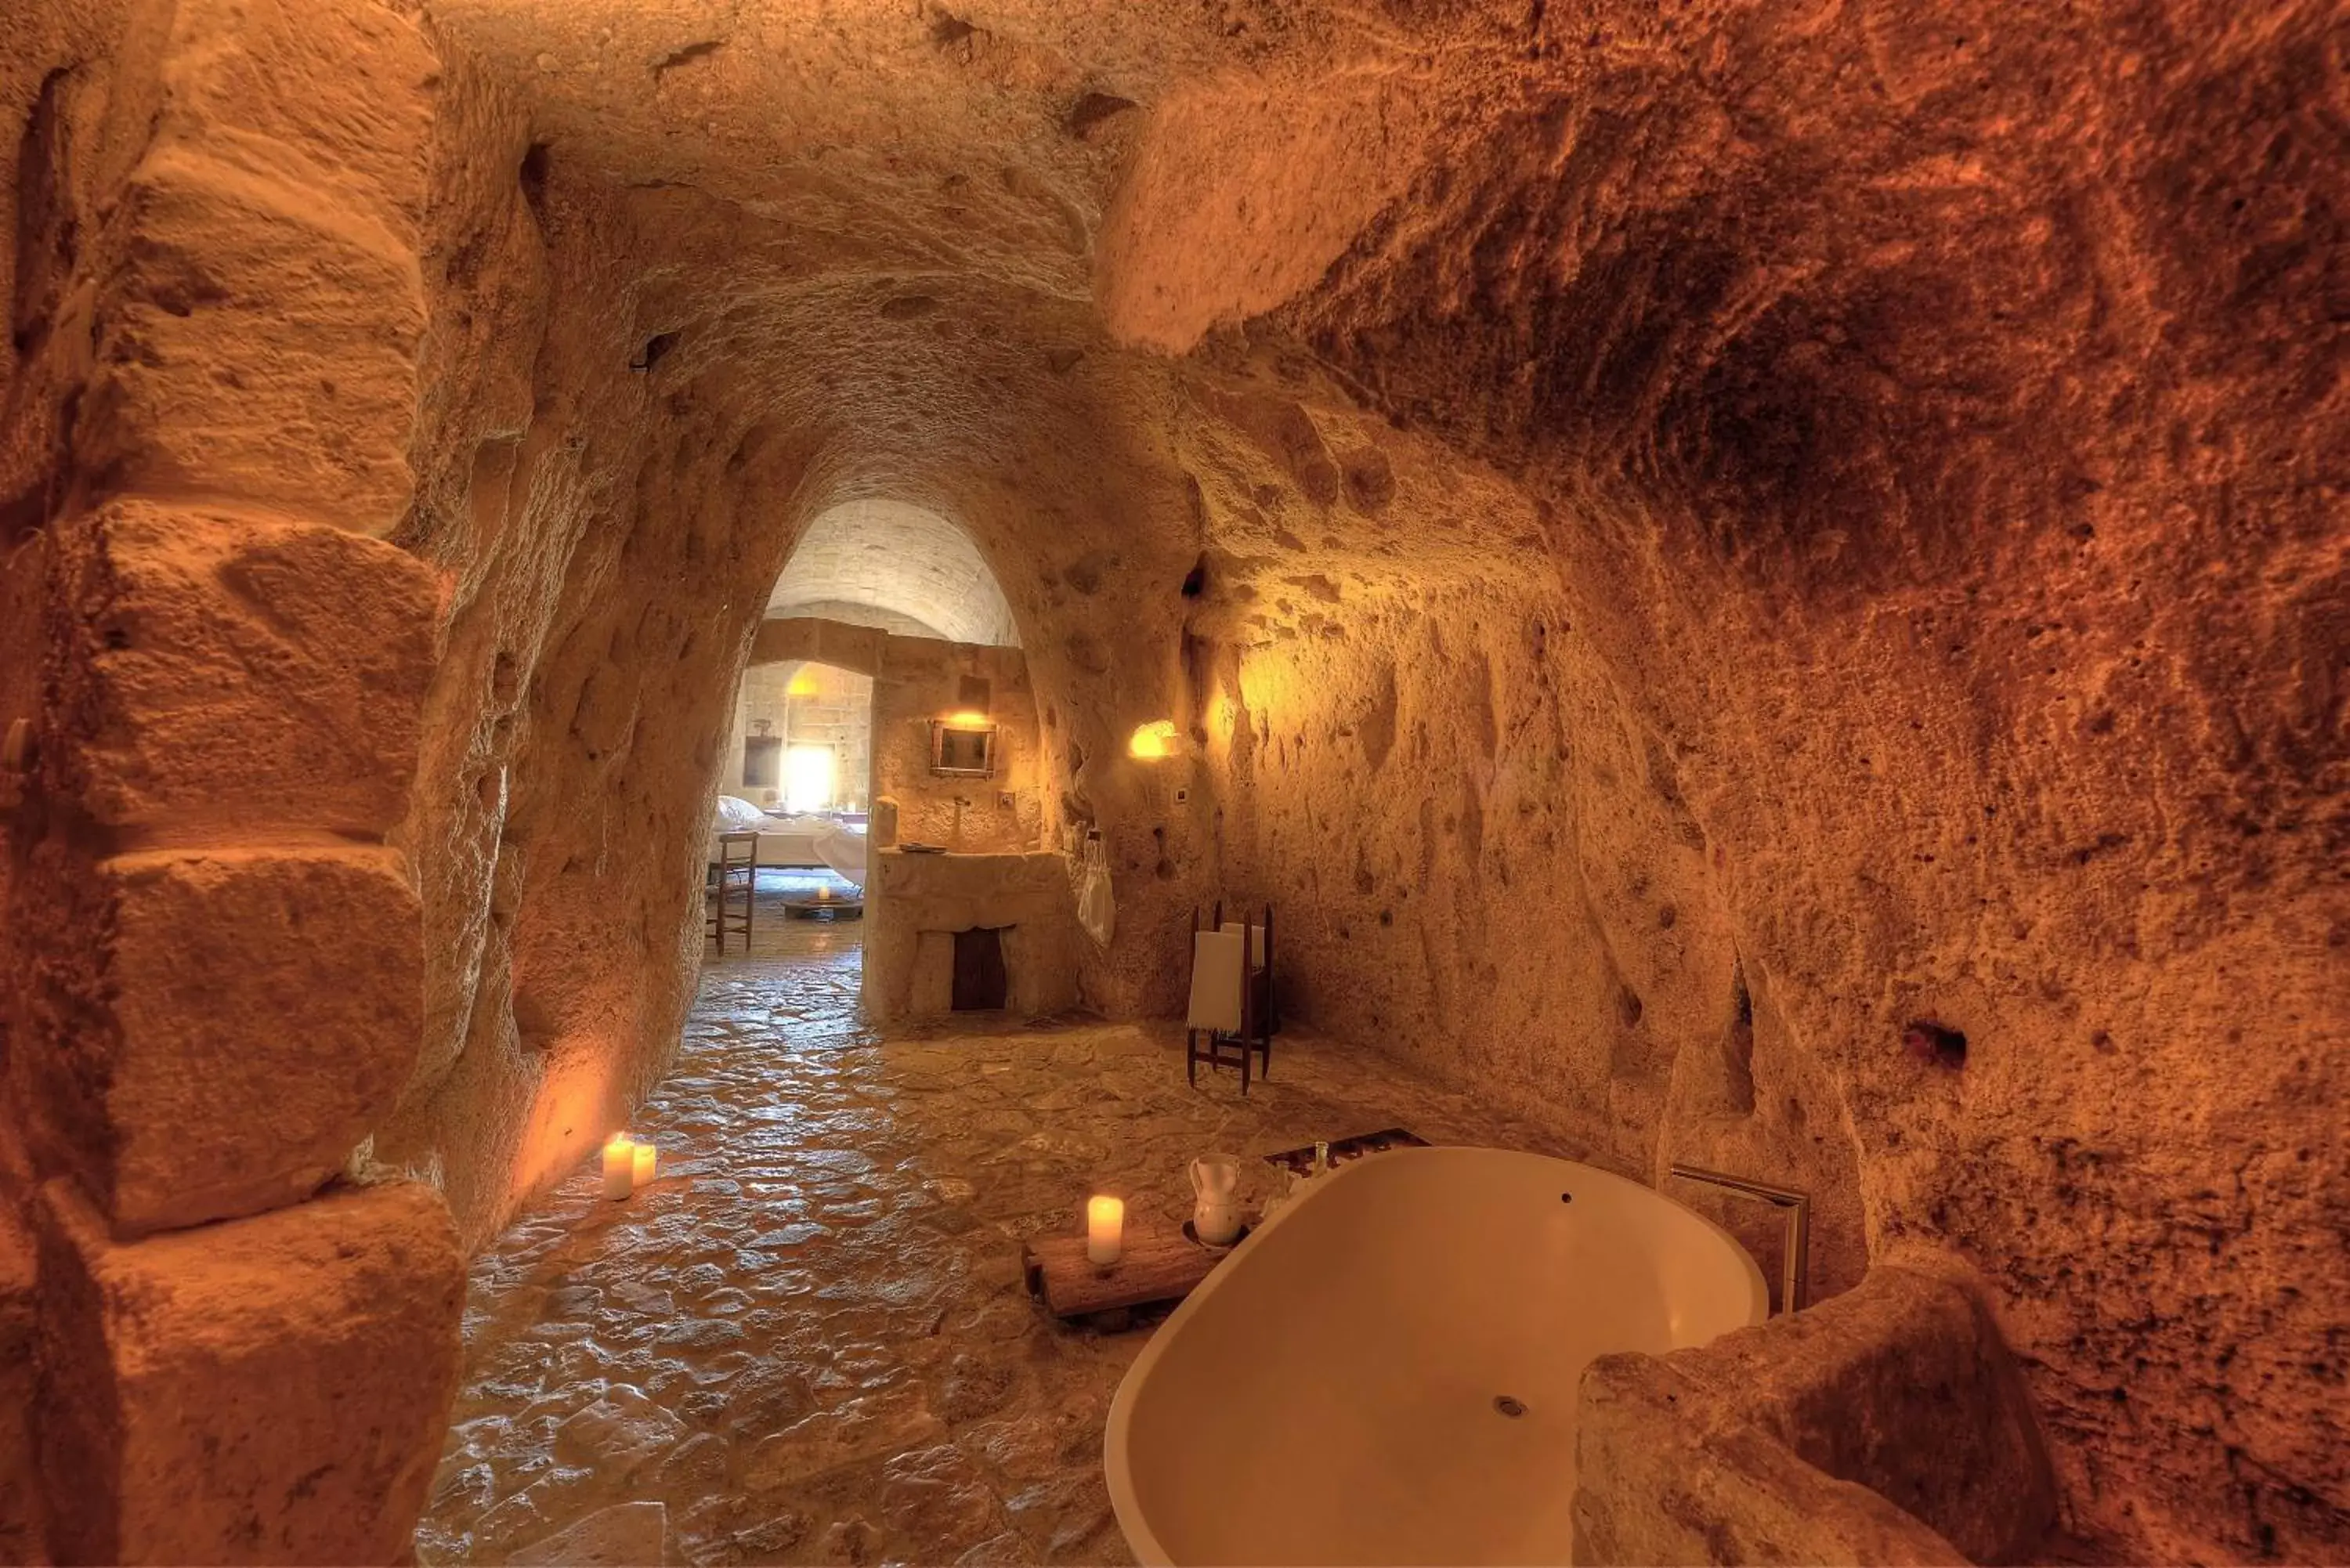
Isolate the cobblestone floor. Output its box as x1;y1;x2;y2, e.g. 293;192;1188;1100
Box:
416;872;1571;1566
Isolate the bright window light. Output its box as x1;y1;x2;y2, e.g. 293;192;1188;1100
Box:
785;744;836;812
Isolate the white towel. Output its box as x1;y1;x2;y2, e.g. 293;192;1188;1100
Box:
1187;930;1246;1033
1220;921;1265;970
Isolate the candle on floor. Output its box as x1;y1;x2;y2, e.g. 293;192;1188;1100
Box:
1086;1194;1125;1266
631;1139;658;1189
601;1134;635;1201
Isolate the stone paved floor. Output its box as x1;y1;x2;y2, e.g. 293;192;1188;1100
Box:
416;872;1572;1566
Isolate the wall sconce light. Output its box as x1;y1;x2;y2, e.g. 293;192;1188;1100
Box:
1128;720;1179;760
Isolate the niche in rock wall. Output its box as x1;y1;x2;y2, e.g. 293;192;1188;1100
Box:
953;927;1009;1011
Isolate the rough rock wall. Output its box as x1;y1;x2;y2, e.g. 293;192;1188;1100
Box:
375;158;821;1247
1170;368;1870;1304
1100;2;2348;1559
0;0;465;1556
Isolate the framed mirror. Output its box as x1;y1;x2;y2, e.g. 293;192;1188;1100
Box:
929;721;999;778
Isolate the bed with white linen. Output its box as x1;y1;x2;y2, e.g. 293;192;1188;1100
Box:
706;797;867;886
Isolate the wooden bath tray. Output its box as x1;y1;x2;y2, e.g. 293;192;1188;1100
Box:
1021;1223;1242;1321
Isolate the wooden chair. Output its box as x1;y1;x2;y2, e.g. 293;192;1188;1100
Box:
707;831;757;952
1186;901;1274;1093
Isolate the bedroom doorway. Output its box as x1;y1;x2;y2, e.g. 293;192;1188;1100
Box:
709;658;873;964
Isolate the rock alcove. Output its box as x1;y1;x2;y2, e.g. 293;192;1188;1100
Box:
0;0;2341;1564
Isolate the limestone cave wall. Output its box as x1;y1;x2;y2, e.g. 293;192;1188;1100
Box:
1096;4;2346;1559
1168;372;1871;1306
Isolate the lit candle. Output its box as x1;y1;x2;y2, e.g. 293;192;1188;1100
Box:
631;1139;658;1189
815;884;832;901
1086;1194;1124;1266
601;1134;635;1201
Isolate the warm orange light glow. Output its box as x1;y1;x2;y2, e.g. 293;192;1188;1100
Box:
945;710;990;729
1128;720;1178;760
631;1140;658;1187
601;1134;635;1201
1086;1194;1126;1264
786;670;819;696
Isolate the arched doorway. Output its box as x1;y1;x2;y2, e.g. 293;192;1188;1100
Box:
700;500;1027;970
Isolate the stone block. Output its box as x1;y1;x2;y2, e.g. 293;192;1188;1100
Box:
23;845;425;1237
1571;1266;2055;1566
34;1176;464;1564
1671;1266;2059;1564
47;500;439;835
152;0;437;241
1574;1358;1969;1566
79;143;426;532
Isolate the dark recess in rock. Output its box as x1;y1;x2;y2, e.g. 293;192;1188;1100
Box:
1904;1021;1969;1071
652;39;724;77
1067;92;1139;139
631;331;680;372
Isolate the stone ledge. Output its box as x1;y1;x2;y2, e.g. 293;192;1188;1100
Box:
33;1175;464;1564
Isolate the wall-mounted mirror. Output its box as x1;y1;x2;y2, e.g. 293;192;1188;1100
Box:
930;721;999;778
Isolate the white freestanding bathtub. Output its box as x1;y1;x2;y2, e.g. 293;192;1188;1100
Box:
1104;1147;1768;1566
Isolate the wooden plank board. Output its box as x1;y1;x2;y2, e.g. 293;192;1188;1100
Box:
1021;1224;1230;1319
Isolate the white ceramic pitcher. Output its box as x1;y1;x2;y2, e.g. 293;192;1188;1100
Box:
1189;1153;1244;1245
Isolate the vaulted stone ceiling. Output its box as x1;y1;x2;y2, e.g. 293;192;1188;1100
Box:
765;498;1019;645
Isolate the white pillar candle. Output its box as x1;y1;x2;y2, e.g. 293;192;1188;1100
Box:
1086;1194;1124;1266
602;1135;635;1201
631;1140;658;1190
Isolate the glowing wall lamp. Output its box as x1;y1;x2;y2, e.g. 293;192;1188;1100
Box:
1128;720;1179;760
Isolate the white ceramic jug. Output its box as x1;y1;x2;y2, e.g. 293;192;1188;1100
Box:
1189;1153;1244;1245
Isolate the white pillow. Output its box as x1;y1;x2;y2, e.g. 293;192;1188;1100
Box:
713;794;766;832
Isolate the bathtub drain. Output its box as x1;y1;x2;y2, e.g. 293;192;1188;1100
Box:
1492;1395;1528;1418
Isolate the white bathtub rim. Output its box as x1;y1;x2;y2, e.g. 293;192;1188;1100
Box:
1101;1145;1770;1568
